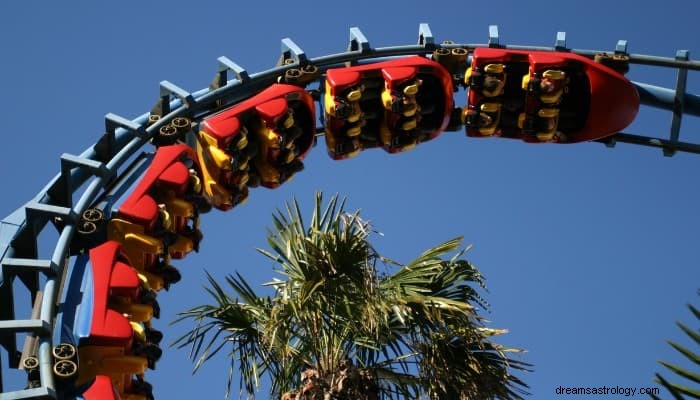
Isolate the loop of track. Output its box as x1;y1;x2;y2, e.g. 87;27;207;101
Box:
0;24;697;400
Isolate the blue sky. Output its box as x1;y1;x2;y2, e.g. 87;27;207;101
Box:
1;0;699;398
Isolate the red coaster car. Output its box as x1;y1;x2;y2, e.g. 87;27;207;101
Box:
198;84;315;201
324;56;453;159
463;47;639;143
59;242;160;400
108;145;203;291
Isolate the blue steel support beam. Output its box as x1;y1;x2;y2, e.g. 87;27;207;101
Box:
160;81;195;110
348;27;370;54
212;56;250;90
59;154;111;208
279;38;307;66
0;386;54;400
664;50;690;157
105;113;146;139
597;133;700;155
418;23;434;49
96;113;146;165
0;321;49;336
0;276;17;372
555;32;567;51
60;155;109;179
633;82;700;117
488;25;499;48
616;40;628;54
346;27;371;67
2;259;57;276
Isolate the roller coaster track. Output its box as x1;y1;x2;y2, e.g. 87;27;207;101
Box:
0;24;698;400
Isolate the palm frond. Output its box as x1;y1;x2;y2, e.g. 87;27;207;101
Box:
175;192;528;399
652;292;700;399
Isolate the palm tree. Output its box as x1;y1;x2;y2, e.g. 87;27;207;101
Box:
650;291;699;400
173;193;529;399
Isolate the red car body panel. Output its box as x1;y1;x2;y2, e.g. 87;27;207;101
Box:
118;145;197;230
324;56;454;159
82;375;121;400
88;242;136;348
201;84;316;189
202;84;314;154
466;47;639;143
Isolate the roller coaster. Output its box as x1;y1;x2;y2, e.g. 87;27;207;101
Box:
0;24;698;400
